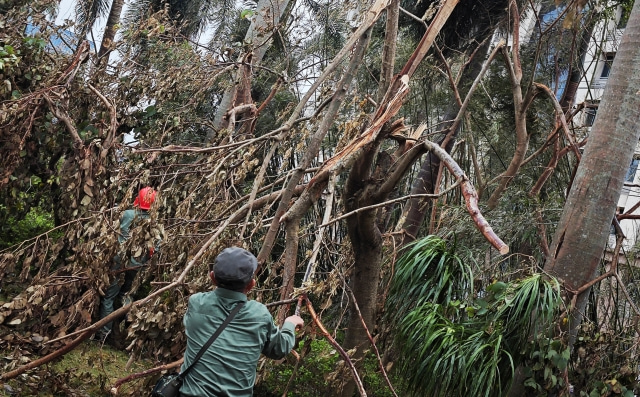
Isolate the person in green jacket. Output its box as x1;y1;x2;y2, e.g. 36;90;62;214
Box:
96;187;162;341
179;247;304;397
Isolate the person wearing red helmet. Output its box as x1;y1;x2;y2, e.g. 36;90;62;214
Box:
133;186;156;210
96;186;163;343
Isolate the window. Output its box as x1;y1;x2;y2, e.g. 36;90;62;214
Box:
600;53;616;78
585;106;597;126
625;158;640;182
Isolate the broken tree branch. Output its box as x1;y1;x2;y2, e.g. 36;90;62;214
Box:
285;0;460;221
423;139;509;254
346;287;398;397
304;297;367;397
110;359;183;395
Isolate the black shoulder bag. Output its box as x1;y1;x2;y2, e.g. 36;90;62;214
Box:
151;301;246;397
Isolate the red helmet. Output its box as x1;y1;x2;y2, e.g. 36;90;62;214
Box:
133;187;156;210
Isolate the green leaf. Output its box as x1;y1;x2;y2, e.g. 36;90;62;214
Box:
240;9;255;19
487;281;507;295
524;377;539;390
144;105;157;117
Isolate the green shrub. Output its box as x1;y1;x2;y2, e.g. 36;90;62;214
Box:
0;205;57;249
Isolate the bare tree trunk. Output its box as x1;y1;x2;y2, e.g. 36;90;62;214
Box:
341;207;383;397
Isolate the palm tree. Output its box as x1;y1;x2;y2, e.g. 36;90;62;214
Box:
124;0;248;41
74;0;246;64
74;0;123;62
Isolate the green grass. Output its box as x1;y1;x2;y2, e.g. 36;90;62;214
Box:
255;338;405;397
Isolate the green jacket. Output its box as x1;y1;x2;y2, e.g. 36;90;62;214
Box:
179;288;296;396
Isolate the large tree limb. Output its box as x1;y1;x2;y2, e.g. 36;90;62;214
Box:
257;28;373;265
398;37;496;244
282;0;459;224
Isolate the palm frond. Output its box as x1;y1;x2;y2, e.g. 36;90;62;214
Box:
75;0;111;36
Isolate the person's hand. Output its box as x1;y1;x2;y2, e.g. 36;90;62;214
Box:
285;315;304;330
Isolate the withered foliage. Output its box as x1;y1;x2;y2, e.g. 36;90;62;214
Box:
6;1;635;396
0;1;350;370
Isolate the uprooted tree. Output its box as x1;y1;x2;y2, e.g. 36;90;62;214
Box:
1;0;639;395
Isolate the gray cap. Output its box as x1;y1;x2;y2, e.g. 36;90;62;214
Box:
213;247;257;288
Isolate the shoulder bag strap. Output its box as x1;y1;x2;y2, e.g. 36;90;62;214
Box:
179;300;246;379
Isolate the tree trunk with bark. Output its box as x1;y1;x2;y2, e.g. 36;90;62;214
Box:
508;2;640;395
545;0;640;349
97;0;125;63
